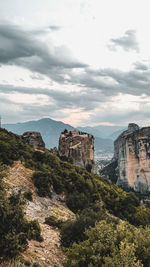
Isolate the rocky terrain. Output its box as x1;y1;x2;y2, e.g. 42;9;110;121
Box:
58;130;97;173
22;132;45;150
114;123;150;193
3;161;75;267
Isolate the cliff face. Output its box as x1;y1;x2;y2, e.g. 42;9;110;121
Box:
114;123;150;193
58;130;97;173
22;131;45;150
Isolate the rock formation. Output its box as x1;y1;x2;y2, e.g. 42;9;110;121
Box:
49;147;58;156
58;130;97;173
22;131;45;150
114;123;150;193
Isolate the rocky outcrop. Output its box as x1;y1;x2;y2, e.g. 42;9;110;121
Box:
22;131;45;150
114;123;150;193
58;130;97;173
49;147;58;156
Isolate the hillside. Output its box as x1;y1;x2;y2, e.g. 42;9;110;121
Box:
1;128;150;266
4;161;74;267
4;161;72;267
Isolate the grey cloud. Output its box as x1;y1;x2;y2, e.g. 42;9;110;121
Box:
0;83;108;112
48;25;61;31
2;58;150;103
0;100;58;124
109;30;139;52
134;61;148;71
0;83;104;124
69;64;150;97
1;64;150;125
81;99;150;126
30;74;45;80
0;23;87;81
30;25;62;36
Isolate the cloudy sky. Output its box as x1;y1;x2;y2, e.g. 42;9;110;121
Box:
0;0;150;126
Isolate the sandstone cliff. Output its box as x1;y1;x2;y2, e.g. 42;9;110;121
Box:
114;123;150;193
22;131;45;150
58;130;97;173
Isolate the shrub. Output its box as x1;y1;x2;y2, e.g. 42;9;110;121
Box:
60;204;107;248
45;215;63;229
24;260;31;266
0;189;43;260
64;220;144;267
33;262;43;267
23;190;33;201
27;220;43;242
32;171;52;197
0;129;33;166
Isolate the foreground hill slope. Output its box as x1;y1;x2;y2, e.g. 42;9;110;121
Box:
4;161;74;267
1;128;150;266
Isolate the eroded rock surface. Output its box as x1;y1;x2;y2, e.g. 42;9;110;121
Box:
59;130;97;173
114;123;150;193
22;131;45;150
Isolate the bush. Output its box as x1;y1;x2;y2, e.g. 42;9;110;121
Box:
24;260;31;266
27;220;43;242
23;190;33;201
32;171;52;197
0;189;43;260
45;215;63;229
60;204;107;248
0;129;33;166
64;220;144;267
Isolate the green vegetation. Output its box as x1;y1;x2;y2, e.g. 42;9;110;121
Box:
100;160;118;184
64;219;148;267
23;190;33;201
1;128;150;225
60;204;108;248
0;128;33;166
45;214;63;229
1;128;150;266
0;166;42;261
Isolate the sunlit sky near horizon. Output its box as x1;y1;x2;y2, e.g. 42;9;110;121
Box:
0;0;150;126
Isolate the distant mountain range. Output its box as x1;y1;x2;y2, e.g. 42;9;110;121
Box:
78;125;126;140
3;118;125;153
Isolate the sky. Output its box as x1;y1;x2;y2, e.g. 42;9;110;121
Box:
1;0;150;126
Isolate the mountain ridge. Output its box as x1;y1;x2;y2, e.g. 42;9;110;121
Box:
3;118;115;153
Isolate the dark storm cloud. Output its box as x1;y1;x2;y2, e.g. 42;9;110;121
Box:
0;23;87;80
109;30;139;52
